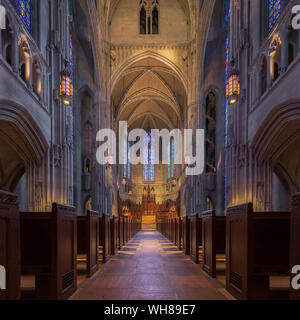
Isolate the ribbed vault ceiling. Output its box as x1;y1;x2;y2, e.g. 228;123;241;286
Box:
112;57;187;130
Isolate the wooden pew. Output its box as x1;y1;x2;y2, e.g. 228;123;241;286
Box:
0;191;21;300
168;218;172;241
172;218;177;244
124;216;128;244
77;210;99;278
182;216;190;255
111;216;119;255
176;217;182;250
290;193;300;300
119;216;124;249
99;214;111;264
202;210;226;278
226;203;290;300
190;214;202;264
20;203;77;300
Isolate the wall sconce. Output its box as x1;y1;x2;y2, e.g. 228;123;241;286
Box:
226;59;240;106
60;60;73;106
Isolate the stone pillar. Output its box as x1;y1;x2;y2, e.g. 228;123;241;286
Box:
280;30;288;74
12;32;18;74
267;54;272;89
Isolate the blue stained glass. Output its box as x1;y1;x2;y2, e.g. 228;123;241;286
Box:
127;143;131;179
224;0;230;208
69;33;74;150
123;140;131;179
143;132;155;182
18;0;31;32
268;0;282;31
168;138;175;179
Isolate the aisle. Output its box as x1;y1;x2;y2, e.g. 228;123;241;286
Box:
70;231;233;300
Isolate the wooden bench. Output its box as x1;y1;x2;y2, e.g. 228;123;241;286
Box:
182;216;190;255
99;214;111;264
124;216;128;244
176;217;182;250
111;216;119;255
118;216;124;249
20;203;77;300
171;218;177;244
226;203;290;300
290;193;300;300
0;191;21;300
77;210;99;278
202;210;226;278
190;214;202;264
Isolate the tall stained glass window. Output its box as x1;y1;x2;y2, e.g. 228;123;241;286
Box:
18;0;31;32
268;0;282;31
168;137;175;179
224;0;230;208
143;132;155;182
123;140;131;179
69;32;75;150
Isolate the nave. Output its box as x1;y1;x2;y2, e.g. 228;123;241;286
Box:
70;231;232;301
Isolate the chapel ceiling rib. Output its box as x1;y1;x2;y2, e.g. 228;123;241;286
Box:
112;56;186;130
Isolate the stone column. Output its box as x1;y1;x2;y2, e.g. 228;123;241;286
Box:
267;54;272;89
280;30;288;74
12;32;19;74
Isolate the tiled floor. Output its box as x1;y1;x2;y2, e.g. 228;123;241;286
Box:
70;231;234;300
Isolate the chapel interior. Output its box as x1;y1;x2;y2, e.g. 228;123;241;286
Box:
0;0;300;301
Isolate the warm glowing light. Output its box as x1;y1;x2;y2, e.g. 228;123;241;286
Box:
226;73;240;105
60;61;73;106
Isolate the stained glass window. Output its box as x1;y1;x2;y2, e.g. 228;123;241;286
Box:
18;0;31;32
268;0;282;31
127;143;131;179
69;33;75;150
224;0;230;208
143;132;155;182
168;137;175;179
123;139;131;179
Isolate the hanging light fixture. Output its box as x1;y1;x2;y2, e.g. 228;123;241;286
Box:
60;60;73;106
226;59;240;106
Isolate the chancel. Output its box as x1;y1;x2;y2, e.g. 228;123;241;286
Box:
0;0;300;301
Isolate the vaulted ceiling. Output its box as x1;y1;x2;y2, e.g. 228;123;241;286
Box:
112;57;187;130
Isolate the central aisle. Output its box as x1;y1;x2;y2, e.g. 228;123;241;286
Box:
70;231;233;300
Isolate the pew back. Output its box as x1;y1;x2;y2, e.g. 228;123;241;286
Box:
176;217;182;249
226;203;290;300
182;216;190;255
202;210;226;278
0;191;20;300
100;214;111;264
77;210;99;277
20;203;77;300
190;214;202;264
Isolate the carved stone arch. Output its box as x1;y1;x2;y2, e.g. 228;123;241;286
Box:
251;101;300;164
0;100;49;164
111;51;188;94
